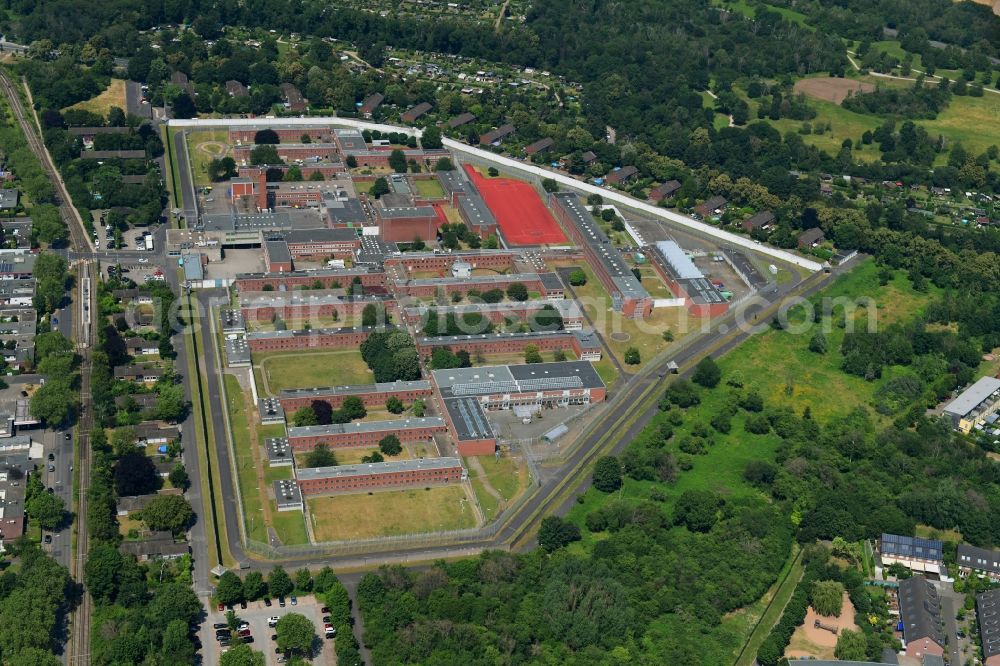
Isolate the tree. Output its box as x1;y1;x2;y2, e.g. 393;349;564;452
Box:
541;178;559;193
140;494;193;533
255;129;280;144
692;356;722;388
114;453;159;496
592;456;623;493
171;93;196;119
276;613;315;655
411;399;425;417
309;170;325;181
148;582;202;626
385;396;404;414
568;269;587;286
362;303;384;327
811;580;845;617
553;348;567;362
295;568;313;593
624;347;640;365
388;148;407;173
673;489;719;532
341;396;366;420
168;464;189;490
243;571;266;600
219;644;266;666
524;344;543;364
305;444;337;468
834;629;868;661
249;144;282;165
371;177;390;198
311;400;334;425
85;543;125;603
809;331;828;354
434;157;455;172
292;406;318;427
30;380;76;426
379;434;402;456
7;649;60;666
26;490;65;530
283;166;303;181
537;516;581;552
421;125;443;149
161;618;196;664
345;154;358;168
218;576;251;614
268;566;293;598
506;283;529;302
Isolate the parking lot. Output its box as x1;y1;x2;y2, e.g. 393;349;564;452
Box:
202;595;335;666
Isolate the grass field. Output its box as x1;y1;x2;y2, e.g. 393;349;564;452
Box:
224;374;309;546
63;78;126;117
308;484;479;541
468;454;529;520
185;130;229;188
413;178;445;198
254;349;374;393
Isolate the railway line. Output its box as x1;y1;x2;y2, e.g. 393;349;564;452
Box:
0;70;96;666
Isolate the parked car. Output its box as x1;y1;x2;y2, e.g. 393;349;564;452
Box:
217;602;225;612
239;600;247;610
237;622;249;631
290;596;297;606
47;452;54;461
44;534;52;544
278;597;286;607
267;616;279;627
213;623;228;630
263;598;272;607
320;606;330;614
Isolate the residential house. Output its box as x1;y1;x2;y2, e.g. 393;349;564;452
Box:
977;588;1000;666
0;190;18;211
119;531;189;561
225;80;248;97
0;448;30;550
133;422;180;445
525;138;554;155
957;544;1000;581
280;83;307;112
694;195;728;218
114;365;165;383
879;533;943;574
447;112;476;129
743;211;775;233
359;93;384;118
798;228;826;248
605;165;638;185
943;376;1000;433
126;337;160;357
649;180;681;202
169;71;195;97
401;102;432;123
480;124;516;145
897;577;945;660
580;151;597;165
115;393;159;411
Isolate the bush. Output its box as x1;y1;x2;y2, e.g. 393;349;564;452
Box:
692;356;721;388
568;269;587;286
744;413;771;434
592;456;623;493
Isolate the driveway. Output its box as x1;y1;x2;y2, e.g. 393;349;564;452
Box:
203;594;335;666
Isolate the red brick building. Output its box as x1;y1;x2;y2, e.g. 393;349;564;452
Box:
239;293;397;323
278;380;433;412
415;330;601;361
549;192;652;319
295;457;465;496
233;143;340;163
392;272;564;299
286;417;446;450
229;126;331;144
246;326;384;353
374;204;441;243
384;250;515;274
281;228;361;259
235;268;387;292
264;240;293;273
404;300;584;330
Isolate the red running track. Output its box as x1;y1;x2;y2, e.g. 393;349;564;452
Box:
464;165;567;245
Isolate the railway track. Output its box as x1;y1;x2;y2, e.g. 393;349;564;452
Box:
0;70;96;665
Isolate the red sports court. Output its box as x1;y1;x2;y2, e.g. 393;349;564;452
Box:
464;165;567;245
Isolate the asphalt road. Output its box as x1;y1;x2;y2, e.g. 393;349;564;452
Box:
125;80;152;120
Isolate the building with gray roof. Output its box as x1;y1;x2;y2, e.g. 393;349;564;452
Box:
295;456;466;495
898;577;945;659
274;479;303;511
943;376;1000;432
880;533;943;574
224;338;251;367
957;543;1000;580
651;240;727;312
977;588;1000;666
0;190;19;210
265;438;293;467
549;192;650;317
287;417;445;440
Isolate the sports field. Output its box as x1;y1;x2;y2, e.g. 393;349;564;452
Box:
464;165;567;245
308;484;478;540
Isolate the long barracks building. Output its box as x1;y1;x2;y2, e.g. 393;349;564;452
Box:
392;272;564;299
278;380;434;412
239;292;397;322
415;330;602;361
286;417;447;450
648;240;729;318
234;267;388;292
245;326;387;353
404;299;584;330
549;192;652;319
383;250;516;274
295;457;466;496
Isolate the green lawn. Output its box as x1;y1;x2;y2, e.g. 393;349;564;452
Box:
468;454;528;521
413;178;445;198
185;130;229;188
253;349;375;394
